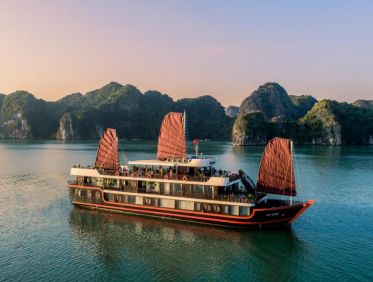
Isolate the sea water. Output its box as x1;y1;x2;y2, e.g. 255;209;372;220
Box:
0;140;372;281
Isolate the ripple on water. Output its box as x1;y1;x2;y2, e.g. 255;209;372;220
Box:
0;142;373;281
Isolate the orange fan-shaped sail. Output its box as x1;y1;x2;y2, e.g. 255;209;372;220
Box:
157;112;186;160
256;137;296;196
95;128;120;170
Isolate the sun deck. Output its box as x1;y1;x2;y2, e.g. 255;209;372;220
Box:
128;157;215;168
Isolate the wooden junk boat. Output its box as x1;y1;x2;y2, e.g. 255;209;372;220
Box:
68;112;314;228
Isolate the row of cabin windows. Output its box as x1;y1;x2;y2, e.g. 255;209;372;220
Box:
79;177;243;197
74;188;250;216
102;193;250;216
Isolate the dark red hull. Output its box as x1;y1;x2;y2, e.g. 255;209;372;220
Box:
68;185;314;228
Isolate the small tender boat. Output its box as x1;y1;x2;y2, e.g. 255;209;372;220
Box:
68;112;314;228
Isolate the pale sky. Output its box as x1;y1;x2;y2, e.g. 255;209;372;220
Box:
0;0;372;106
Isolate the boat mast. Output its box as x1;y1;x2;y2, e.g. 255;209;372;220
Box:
183;110;186;142
290;140;293;206
183;110;187;158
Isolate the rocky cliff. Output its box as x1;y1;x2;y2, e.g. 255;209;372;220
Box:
0;82;231;140
300;100;342;145
233;83;373;146
0;91;58;138
239;82;298;120
225;106;239;118
289;95;318;118
1;82;372;144
0;94;5;109
352;99;373;109
232;112;268;145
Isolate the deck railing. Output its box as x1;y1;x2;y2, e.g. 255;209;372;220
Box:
68;180;255;204
72;165;238;183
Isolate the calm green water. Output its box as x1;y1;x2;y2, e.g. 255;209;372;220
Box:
0;140;372;281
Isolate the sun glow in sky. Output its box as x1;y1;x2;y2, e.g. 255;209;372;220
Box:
0;0;372;106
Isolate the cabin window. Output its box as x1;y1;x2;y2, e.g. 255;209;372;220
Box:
146;181;151;192
222;205;230;214
178;200;194;211
154;182;160;193
205;186;213;198
127;195;136;204
230;206;239;216
239;207;249;216
193;185;203;194
161;199;175;208
145;182;159;193
159;182;164;194
172;183;182;195
164;182;171;195
194;202;202;211
144;197;159;206
106;193;114;202
135;196;143;205
137;181;146;192
182;184;192;196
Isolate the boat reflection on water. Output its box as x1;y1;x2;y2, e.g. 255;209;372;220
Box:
69;206;244;243
69;207;309;281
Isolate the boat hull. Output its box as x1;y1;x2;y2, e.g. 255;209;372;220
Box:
68;185;314;228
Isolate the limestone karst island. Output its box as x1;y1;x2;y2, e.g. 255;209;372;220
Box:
0;82;372;145
2;1;373;281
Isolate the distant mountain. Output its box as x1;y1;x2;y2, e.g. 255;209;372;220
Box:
233;83;373;145
0;91;58;138
1;81;372;144
174;95;233;140
232;112;268;145
0;94;5;109
0;82;231;140
289;95;318;117
352;99;373;109
301;100;373;145
225;106;239;118
239;82;298;120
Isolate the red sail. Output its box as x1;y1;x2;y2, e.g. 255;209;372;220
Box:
256;137;296;196
95;128;120;170
157;112;186;160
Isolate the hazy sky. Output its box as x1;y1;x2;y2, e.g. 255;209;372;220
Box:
0;0;372;106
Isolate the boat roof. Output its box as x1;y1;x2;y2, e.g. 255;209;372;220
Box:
128;157;215;168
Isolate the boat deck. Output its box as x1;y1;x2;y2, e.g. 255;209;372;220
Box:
68;180;255;204
73;165;241;183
